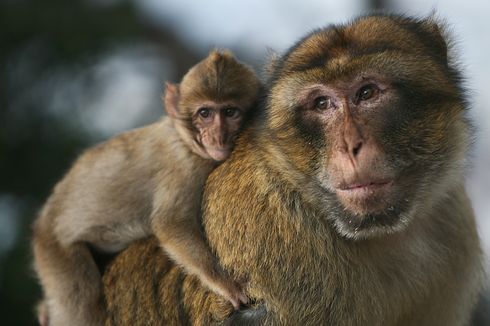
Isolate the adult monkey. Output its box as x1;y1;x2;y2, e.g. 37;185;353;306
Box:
103;14;483;325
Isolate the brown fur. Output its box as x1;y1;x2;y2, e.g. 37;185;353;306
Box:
32;50;260;325
103;238;236;326
102;15;483;325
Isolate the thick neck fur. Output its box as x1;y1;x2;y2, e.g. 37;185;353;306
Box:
203;129;481;325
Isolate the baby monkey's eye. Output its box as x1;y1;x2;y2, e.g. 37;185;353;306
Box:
198;107;211;118
314;96;331;111
356;84;379;103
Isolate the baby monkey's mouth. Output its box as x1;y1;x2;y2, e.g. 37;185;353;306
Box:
206;147;233;162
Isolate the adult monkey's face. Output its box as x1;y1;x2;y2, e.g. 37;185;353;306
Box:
263;15;470;239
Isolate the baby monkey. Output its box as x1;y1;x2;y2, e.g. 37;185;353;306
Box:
32;50;261;326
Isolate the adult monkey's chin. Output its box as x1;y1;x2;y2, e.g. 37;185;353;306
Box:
331;180;413;239
335;180;394;216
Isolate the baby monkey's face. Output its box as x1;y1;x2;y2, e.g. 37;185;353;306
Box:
191;101;245;162
172;49;261;162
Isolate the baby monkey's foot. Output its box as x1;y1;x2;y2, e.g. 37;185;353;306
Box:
36;300;49;326
210;277;249;310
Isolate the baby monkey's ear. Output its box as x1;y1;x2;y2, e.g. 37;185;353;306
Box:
164;82;180;118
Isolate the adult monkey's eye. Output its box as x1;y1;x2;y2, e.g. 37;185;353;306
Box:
224;107;240;118
356;84;378;102
314;96;331;111
198;107;211;118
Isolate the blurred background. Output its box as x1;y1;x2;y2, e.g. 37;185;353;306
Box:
1;0;489;324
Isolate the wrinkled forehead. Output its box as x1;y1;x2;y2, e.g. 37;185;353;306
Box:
279;16;440;78
282;17;425;73
270;16;450;92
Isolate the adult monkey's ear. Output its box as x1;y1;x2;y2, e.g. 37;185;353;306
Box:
417;13;449;65
163;82;180;118
263;48;281;81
